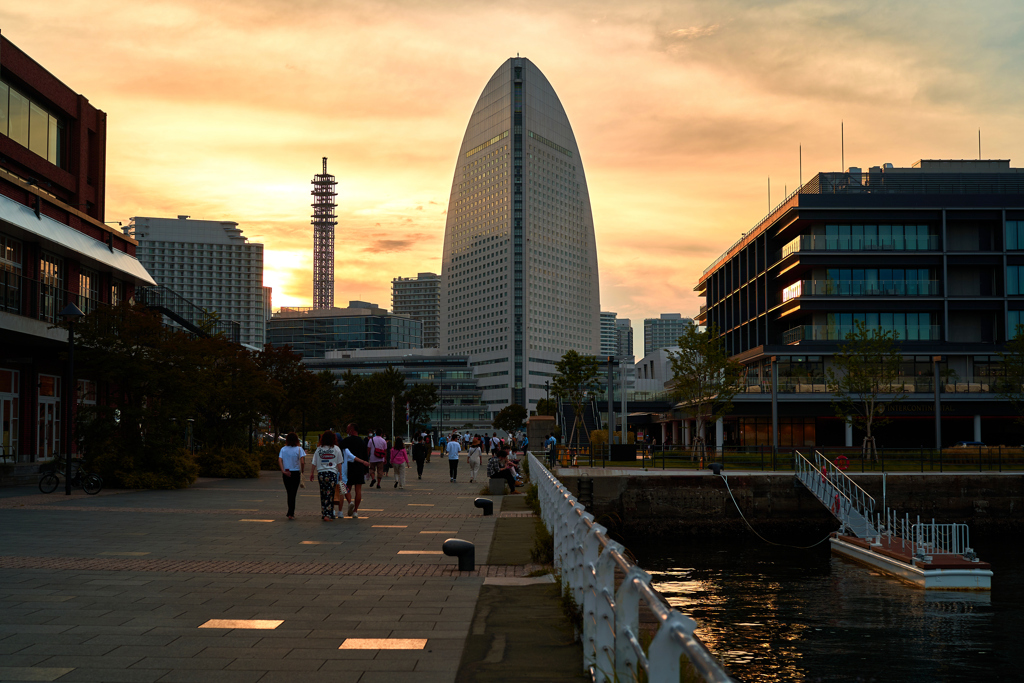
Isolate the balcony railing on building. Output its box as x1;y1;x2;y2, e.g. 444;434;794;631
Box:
1;270;103;325
782;234;940;258
780;279;940;303
737;376;1008;395
783;324;941;345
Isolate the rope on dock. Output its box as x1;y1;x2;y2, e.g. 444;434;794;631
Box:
719;473;833;550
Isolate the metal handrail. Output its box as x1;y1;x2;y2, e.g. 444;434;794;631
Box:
795;450;876;537
528;452;735;683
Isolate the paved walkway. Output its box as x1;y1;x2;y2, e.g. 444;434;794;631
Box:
0;459;519;683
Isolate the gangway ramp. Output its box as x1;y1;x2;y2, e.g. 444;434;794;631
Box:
794;450;877;539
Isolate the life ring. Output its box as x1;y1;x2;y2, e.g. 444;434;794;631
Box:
835;455;849;471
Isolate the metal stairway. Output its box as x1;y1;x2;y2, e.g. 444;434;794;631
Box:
795;450;878;539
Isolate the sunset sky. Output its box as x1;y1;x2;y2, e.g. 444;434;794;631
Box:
5;1;1024;349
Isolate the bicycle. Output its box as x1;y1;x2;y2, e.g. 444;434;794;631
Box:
38;462;103;495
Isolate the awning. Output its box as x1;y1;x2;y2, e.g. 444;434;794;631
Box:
0;193;156;285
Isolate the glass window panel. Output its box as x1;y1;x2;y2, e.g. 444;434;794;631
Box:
1011;267;1020;296
8;89;29;147
47;115;58;165
29;103;47;157
0;82;8;136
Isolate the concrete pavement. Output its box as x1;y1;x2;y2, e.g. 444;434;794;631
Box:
0;458;530;683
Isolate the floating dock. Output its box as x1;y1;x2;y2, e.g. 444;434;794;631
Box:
795;449;992;590
830;533;992;590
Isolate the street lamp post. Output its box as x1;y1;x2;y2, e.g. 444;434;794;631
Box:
58;303;85;495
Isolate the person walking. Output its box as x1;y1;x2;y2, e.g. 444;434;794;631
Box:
367;431;387;489
278;432;305;520
391;437;409;489
446;435;462;482
546;433;558;468
309;431;341;521
340;423;371;518
467;436;482;483
412;436;428;480
521;434;529;456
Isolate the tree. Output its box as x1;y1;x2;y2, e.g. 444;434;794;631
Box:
997;324;1024;426
254;344;308;440
404;383;439;432
551;350;601;449
667;324;743;462
493;403;528;436
535;398;558;416
826;321;906;460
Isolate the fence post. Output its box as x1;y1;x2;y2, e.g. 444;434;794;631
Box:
647;611;698;683
582;522;606;674
593;541;621;683
571;512;595;607
614;566;650;682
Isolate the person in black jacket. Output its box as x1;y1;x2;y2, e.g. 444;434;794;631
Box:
411;436;428;480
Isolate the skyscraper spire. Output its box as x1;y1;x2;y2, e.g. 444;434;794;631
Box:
311;157;337;309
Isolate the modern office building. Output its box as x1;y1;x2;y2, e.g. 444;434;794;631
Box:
0;33;156;463
267;301;422;359
615;317;634;358
600;311;618;357
680;159;1024;449
304;348;490;432
644;313;693;354
634;347;677;393
392;272;441;348
439;57;601;412
129;216;266;348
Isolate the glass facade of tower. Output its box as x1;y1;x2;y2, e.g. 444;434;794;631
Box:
440;58;601;414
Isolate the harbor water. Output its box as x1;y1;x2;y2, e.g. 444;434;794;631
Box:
631;531;1023;682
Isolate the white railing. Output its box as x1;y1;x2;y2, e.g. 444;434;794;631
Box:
877;509;974;559
795;450;877;538
528;452;735;683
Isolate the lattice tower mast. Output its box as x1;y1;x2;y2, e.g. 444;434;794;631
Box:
311;157;338;309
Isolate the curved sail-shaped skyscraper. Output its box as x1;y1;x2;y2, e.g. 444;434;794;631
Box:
441;57;600;411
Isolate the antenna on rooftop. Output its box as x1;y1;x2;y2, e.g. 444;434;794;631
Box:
979;129;982;160
799;144;802;186
841;121;845;171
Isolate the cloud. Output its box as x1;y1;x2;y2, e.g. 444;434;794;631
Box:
668;24;719;40
362;239;416;253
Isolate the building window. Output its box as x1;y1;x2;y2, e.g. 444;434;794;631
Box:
0;232;22;314
38;252;63;323
1008;266;1024;296
78;267;99;314
37;374;61;461
1007;221;1024;250
0;80;65;167
111;279;124;306
0;368;19;461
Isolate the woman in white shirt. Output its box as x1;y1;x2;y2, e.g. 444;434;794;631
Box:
278;433;305;520
309;431;341;521
467;437;482;483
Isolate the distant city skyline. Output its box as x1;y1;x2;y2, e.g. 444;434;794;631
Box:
7;3;1024;349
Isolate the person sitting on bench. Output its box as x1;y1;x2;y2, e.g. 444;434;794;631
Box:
487;449;519;494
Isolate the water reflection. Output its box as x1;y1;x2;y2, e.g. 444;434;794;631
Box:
632;536;1019;682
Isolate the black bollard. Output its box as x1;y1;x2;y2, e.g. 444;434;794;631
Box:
474;498;494;516
709;462;723;475
442;538;475;571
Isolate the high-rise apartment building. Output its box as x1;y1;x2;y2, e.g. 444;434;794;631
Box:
600;311;618;357
440;57;601;412
130;216;266;348
644;313;693;355
615;318;634;358
392;272;440;348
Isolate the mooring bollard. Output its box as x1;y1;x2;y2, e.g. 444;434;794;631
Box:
474;498;493;516
709;462;723;475
442;538;475;571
